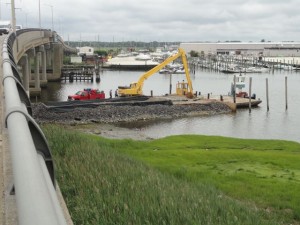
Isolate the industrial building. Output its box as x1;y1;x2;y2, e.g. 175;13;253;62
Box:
180;42;300;57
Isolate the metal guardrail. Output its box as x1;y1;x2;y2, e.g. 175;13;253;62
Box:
2;32;68;225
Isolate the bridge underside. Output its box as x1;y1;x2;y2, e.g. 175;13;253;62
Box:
13;29;76;97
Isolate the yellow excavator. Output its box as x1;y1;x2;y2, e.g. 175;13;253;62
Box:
118;48;194;98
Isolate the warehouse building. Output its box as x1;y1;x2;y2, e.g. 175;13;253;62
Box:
180;42;300;57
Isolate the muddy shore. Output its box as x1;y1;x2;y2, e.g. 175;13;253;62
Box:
33;101;231;124
33;102;232;140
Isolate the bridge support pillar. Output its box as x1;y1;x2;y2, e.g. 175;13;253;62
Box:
45;43;52;67
50;42;63;81
27;48;36;82
20;54;30;96
39;45;48;87
32;51;41;96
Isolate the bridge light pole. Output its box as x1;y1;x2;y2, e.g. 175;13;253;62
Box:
24;11;31;28
10;0;16;33
39;0;41;29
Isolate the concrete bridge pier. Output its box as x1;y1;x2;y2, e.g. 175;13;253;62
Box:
31;51;41;97
39;45;48;87
22;43;63;97
50;42;63;81
27;48;35;83
45;43;52;68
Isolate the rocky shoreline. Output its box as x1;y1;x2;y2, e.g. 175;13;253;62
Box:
32;101;232;125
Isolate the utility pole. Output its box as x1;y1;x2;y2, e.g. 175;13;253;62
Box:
11;0;16;33
39;0;41;29
45;4;54;31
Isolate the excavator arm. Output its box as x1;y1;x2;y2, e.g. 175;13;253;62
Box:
118;48;193;97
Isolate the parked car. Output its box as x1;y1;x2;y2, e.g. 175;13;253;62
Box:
0;20;11;35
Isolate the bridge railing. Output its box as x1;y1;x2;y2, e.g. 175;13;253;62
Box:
2;31;68;225
14;29;54;62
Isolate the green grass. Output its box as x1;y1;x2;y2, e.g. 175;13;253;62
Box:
43;124;300;225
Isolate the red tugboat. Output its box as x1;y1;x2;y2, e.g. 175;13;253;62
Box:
67;88;105;101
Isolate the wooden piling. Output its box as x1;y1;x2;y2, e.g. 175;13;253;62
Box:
233;75;236;103
266;78;269;111
285;76;288;110
169;73;172;94
248;77;252;113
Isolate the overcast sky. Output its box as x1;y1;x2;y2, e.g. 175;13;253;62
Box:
2;0;299;42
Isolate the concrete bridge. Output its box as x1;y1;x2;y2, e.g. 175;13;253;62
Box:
0;29;75;225
10;28;76;96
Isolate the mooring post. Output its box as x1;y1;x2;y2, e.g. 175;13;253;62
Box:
233;74;236;104
266;78;269;111
285;76;288;110
169;73;172;94
248;77;252;113
151;90;153;97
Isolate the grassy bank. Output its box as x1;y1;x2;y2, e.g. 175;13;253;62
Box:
43;124;300;224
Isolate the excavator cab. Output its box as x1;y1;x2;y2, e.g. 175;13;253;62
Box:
176;81;189;96
176;80;194;98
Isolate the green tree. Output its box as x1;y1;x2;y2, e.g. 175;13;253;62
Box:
94;50;108;56
190;50;199;57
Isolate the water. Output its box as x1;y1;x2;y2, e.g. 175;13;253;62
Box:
38;69;300;143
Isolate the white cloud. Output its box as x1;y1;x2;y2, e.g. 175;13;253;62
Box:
2;0;299;42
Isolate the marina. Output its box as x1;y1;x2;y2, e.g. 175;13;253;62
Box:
191;55;300;73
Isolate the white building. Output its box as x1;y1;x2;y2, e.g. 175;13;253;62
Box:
77;46;94;56
70;56;82;63
180;42;300;57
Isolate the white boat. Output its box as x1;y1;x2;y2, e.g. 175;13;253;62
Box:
173;68;186;74
234;74;246;91
273;64;293;70
243;67;270;73
135;54;152;61
159;65;188;74
220;65;240;73
230;74;248;97
159;68;171;74
117;53;132;57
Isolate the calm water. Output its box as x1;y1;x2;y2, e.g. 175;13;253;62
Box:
38;68;300;143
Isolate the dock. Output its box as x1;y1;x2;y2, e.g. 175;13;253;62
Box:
154;95;261;110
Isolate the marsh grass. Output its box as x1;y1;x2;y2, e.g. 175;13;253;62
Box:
43;125;300;225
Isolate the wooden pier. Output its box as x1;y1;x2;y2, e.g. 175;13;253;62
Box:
61;65;100;83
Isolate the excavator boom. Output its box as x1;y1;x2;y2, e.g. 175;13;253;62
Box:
118;48;193;97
